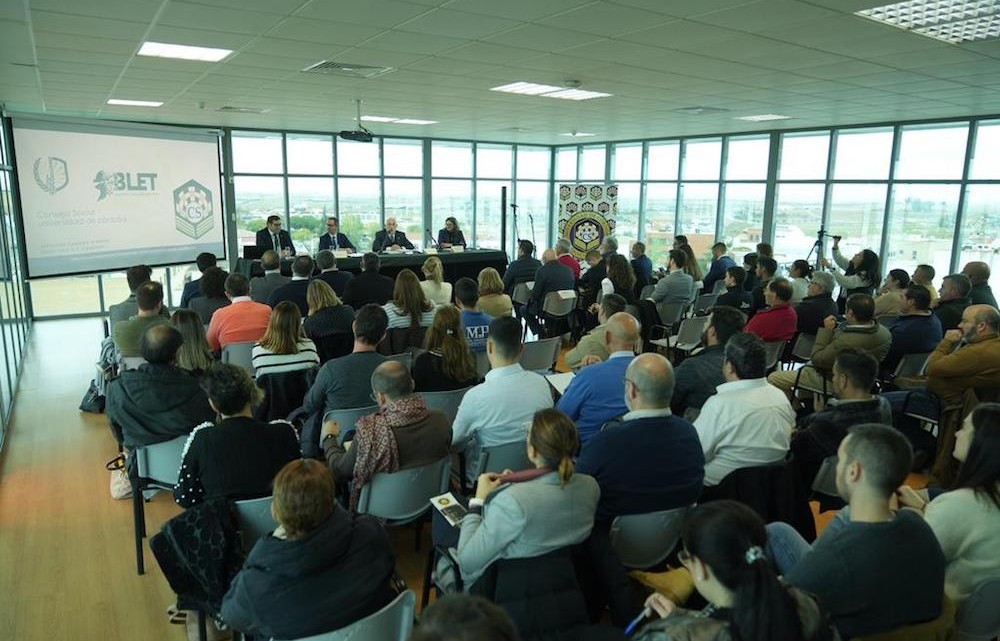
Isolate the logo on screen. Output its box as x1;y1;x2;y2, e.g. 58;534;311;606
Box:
174;179;214;239
93;171;158;201
33;157;69;194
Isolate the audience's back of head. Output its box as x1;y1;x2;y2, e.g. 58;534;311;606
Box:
307;279;340;313
518;240;534;257
315;250;336;271
834;348;878;392
603;236;618;254
601;292;627;319
225;272;250;298
530;408;579;486
140;324;183;364
768;277;793;303
261;250;280;271
292;255;314;278
354;304;389;345
626;353;675;409
362;252;381;273
454;277;479;309
136;281;164;312
846;293;875;323
811;271;835;295
669;249;687;270
488;316;523;361
555;238;571;255
272;459;335;540
541;248;557;263
840;423;912;498
196;252;217;273
371;360;413;402
478;268;504;296
199;266;228;298
726;266;746;288
606;311;640;347
755;242;774;258
724;332;766;380
203;362;261;415
710;306;747;344
962;260;990;284
411;593;521;641
888;268;911;289
758;257;778;279
944;273;973;298
126;264;153;292
903;284;931;311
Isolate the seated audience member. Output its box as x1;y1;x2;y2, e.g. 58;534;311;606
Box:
678;243;704;290
502;240;542;295
190;266;231;325
578;237;616;304
113;281;169;357
795;271;839;335
695;333;795;487
180;252;217;308
413;306;479;392
556;238;582;281
557;313;640;443
882;284;943;375
702;242;736;294
302;279;355;342
318;216;355;252
768;424;945;639
600;253;637;304
249;250;289;303
170;309;214;376
673;235;689;250
526;249;574;334
302;304;389;428
963;260;997;307
742;252;759;293
912;263;939;302
251;301;319;378
343;252;394;308
106;324;215;448
749;257;777;316
109;264;164;329
383;269;436;329
577;353;704;525
874;268;910;317
671;306;746;420
791;349;891;490
267;255;314;316
756;242;773;259
583;249;602;281
372;216;414;252
788;259;813;304
313;249;352;297
454;408;599;589
454;277;493;353
744;278;797;343
565;293;627;370
896;403;1000;606
934;272;973;331
420;255;452;306
649;249;694;304
451;316;553;486
206;273;272;352
437;216;466;249
634;501;836;641
174;363;300;508
477;267;513;318
715;266;752;312
256;214;296;256
410;594;520;641
768;293;891;398
220;459;395;640
321;361;451;510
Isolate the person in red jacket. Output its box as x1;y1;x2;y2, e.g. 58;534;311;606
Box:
745;277;798;343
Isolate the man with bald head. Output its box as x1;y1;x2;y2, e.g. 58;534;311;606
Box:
526;247;575;335
372;216;414;252
962;261;997;308
557;312;640;443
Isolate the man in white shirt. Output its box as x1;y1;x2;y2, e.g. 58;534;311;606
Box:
451;315;554;485
695;332;795;486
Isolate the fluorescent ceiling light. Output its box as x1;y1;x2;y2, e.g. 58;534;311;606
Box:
491;82;613;100
360;115;438;125
138;41;233;62
559;132;596;137
543;89;613;101
360;115;398;123
856;0;1000;43
735;114;793;122
107;99;163;107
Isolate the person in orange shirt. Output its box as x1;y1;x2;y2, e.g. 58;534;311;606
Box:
206;273;272;352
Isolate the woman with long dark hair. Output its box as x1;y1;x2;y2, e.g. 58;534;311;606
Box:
384;269;437;329
170;309;214;375
789;260;813;304
190;266;231;324
412;305;478;392
679;243;704;285
635;501;836;641
600;253;637;304
438;216;467;249
897;402;1000;605
823;237;880;307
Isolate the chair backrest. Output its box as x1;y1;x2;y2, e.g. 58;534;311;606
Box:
625;304;641;321
763;340;786;371
323;404;379;444
384;352;413;372
135;434;188;487
122;356;147;370
693;293;719;314
656;302;685;327
675;316;709;346
420;387;471;424
894;351;933;378
878;313;900;329
234;496;277;553
854;594;955;641
255;368;315;422
639;284;655;300
475;350;491;378
314;333;354;363
956;577;1000;640
277;590;416;641
790;332;816;361
610;506;690;569
712;279;727;294
478;440;532;477
710;457;816;541
222;341;255;375
356;457;450;525
542;290;577;317
379;327;426;357
512;282;533;305
519;337;561;372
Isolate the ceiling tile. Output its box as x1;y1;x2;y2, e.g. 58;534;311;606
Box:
536;3;674;37
482;24;607;52
176;0;308;14
296;0;432;26
390;8;521;39
0;20;34;63
431;42;539;65
29;0;161;23
144;25;257;50
447;0;592;22
694;0;839;31
30;10;148;39
267;17;384;46
608;0;759;19
622;20;738;49
32;30;137;54
158;3;284;35
360;29;470;55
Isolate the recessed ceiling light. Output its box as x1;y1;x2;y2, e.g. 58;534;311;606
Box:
491;81;613;100
138;41;233;62
856;0;1000;43
544;89;613;101
393;119;438;125
735;114;793;122
360;115;398;123
559;132;596;137
107;99;163;107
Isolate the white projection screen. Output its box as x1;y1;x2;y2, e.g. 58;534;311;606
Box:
12;117;226;278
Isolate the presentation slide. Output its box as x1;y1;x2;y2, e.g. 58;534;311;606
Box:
12;117;225;278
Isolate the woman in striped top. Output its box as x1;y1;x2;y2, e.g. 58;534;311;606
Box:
384;269;437;329
252;301;319;378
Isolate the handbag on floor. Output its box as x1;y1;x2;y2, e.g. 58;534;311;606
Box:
79;380;105;413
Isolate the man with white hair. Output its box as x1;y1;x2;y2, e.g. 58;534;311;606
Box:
795;271;839;335
555;238;581;281
371;217;414;252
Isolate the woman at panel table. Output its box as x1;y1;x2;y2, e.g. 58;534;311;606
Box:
437;217;467;249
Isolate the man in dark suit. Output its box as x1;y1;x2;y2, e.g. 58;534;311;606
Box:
267;255;313;316
371;217;414;252
343;252;394;308
249;250;289;303
255;215;295;256
314;250;353;297
526;249;575;334
502;239;542;295
180;252;217;308
318;217;356;252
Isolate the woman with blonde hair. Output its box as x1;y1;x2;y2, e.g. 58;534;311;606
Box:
420;256;453;306
476;267;513;318
412;306;479;392
384;269;437;329
303;279;355;340
170;309;214;375
251;301;319;378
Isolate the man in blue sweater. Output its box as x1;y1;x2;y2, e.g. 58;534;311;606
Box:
702;242;736;293
882;284;943;375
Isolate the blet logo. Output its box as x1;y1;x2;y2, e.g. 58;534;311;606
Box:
93;171;158;201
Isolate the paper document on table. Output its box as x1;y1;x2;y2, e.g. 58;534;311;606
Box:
545;372;575;396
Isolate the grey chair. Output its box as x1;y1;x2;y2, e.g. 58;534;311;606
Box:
692;293;719;314
274;590;416;641
222;341;255;376
475;350;491;378
132;434;188;575
323;404;378;445
234;496;277;553
763;340;787;372
655;302;686;328
519;337;561;372
385;352;413;372
540;289;577;338
956;577;1000;641
421;387;471;424
877;313;900;329
639;284;655;300
511;281;533;306
652;316;708;354
783;332;816;369
356;456;451;526
893;351;933;378
711;280;727;294
610;506;691;569
477;440;532;477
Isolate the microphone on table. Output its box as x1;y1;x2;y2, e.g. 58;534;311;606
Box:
426;228;436;251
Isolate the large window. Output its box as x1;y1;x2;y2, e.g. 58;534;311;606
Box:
958;185;1000;278
337;178;381;247
234;176;285;250
288;177;335;255
384;179;423;249
885;184;960;277
773;184;825;265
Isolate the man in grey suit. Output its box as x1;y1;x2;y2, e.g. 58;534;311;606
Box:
249;250;289;304
649;249;695;304
526;248;575;335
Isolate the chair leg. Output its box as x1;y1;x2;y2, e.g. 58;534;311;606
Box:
197;611;208;641
421;545;436;609
131;475;145;575
414;520;422;553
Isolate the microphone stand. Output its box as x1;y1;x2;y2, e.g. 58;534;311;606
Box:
510;203;520;257
807;226;826;272
425;228;435;251
527;211;537;251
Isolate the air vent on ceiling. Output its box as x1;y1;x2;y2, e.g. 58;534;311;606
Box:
217;106;270;114
302;61;395;79
672;106;730;115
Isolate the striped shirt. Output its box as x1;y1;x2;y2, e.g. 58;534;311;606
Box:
251;339;319;378
383;303;437;329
